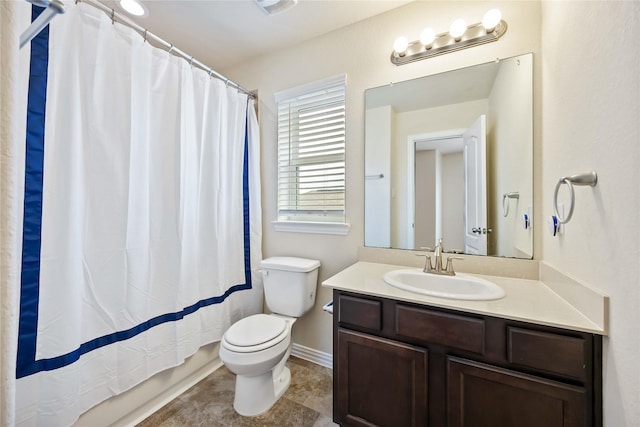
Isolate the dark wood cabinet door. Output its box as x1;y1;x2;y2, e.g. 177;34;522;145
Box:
336;329;428;427
447;357;587;427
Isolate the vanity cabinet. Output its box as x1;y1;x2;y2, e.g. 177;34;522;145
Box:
332;290;602;427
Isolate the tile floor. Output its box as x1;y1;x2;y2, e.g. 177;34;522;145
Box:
137;357;337;427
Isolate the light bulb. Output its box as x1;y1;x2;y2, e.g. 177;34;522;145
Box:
119;0;147;16
449;19;467;41
393;36;409;56
420;28;436;48
482;9;502;32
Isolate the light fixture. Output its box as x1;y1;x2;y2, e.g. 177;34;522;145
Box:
390;9;507;66
419;28;436;48
482;9;502;32
254;0;298;15
393;36;409;56
449;19;467;41
119;0;147;17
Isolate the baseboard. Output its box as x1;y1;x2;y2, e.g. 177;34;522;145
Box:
291;343;333;369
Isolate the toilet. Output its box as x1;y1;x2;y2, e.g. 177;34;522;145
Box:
219;256;320;416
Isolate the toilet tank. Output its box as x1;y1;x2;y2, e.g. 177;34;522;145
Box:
260;257;321;317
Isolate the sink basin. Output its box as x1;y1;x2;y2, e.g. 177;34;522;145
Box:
383;269;505;301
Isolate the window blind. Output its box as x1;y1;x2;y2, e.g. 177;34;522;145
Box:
276;76;346;222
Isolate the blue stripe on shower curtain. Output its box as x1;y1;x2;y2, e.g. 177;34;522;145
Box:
16;5;49;380
16;6;252;379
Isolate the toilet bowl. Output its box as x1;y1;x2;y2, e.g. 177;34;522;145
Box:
219;313;295;416
219;256;320;416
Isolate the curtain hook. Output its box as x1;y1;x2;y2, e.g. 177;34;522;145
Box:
143;29;148;43
189;56;194;68
110;9;115;25
208;69;213;79
168;44;174;54
225;79;230;88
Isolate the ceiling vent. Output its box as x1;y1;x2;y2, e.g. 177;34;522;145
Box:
254;0;297;15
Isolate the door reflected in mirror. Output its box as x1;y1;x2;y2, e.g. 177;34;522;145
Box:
365;53;533;259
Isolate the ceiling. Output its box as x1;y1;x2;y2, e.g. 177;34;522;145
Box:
99;0;413;70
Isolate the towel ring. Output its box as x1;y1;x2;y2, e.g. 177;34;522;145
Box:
502;192;519;217
553;172;597;224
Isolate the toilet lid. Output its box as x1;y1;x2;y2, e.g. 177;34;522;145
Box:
224;314;287;348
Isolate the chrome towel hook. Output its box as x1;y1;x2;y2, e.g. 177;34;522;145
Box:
553;171;598;224
502;192;519;217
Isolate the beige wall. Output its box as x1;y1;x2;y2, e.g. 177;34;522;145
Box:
223;0;542;356
540;2;640;425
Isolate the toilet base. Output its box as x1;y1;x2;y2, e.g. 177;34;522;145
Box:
233;365;291;416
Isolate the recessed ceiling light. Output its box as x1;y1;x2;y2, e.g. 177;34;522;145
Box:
119;0;147;17
254;0;297;15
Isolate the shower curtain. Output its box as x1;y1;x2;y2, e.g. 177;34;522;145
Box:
3;2;263;425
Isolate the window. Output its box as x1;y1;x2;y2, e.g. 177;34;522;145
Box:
274;75;348;234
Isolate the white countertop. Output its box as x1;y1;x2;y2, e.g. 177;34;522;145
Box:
322;261;606;335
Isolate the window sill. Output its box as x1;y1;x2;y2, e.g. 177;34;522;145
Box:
272;221;350;236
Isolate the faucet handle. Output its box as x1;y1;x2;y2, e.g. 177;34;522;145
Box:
415;253;433;273
419;246;434;252
445;256;464;276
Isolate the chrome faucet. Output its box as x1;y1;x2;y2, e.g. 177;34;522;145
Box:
418;238;463;276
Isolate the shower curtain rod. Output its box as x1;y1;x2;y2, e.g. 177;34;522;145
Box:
76;0;256;99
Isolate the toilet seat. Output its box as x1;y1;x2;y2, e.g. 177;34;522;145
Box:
223;314;289;353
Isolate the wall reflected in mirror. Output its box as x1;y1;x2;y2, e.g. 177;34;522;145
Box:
365;53;533;259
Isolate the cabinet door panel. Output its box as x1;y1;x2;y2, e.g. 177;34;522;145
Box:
336;329;428;427
448;357;586;427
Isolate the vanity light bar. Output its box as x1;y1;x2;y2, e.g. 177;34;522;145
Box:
391;12;507;66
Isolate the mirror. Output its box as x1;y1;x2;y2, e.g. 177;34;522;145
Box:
365;53;533;258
